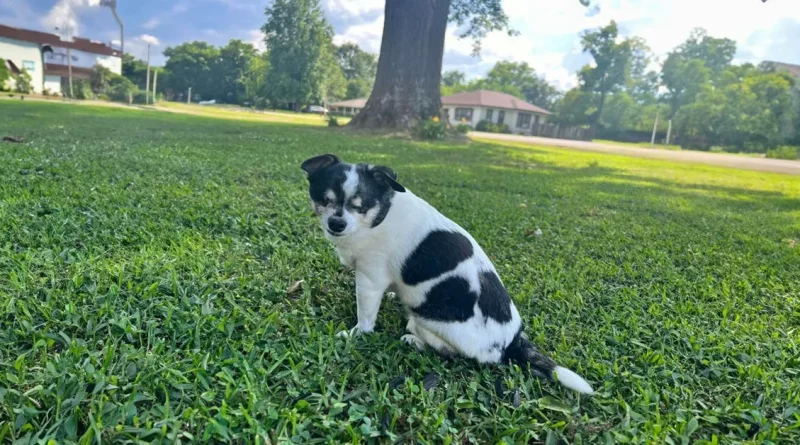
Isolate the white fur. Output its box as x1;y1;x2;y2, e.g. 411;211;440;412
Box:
322;182;592;393
554;366;594;394
327;188;522;363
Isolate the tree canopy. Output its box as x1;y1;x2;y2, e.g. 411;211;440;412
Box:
262;0;336;109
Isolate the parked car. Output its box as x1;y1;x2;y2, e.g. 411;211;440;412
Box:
304;105;328;115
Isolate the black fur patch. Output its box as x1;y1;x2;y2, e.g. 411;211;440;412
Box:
307;163;348;207
411;276;477;322
306;163;396;228
402;231;474;286
353;164;394;227
478;272;513;323
502;330;556;380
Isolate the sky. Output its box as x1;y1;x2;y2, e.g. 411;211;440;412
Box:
2;0;799;90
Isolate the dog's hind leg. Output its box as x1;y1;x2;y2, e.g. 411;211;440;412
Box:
403;317;456;356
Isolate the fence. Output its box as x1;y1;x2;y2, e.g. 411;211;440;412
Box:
528;123;592;141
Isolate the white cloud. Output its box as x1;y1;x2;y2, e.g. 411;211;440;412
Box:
247;29;267;52
140;34;161;46
323;0;383;17
42;0;102;37
333;14;384;53
329;0;800;91
142;17;161;30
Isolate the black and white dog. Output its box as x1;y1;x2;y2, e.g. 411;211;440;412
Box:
301;154;593;394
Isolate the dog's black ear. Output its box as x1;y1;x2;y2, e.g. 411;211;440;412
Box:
301;154;340;177
371;165;406;193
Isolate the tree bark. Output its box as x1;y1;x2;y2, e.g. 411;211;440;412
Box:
349;0;451;130
590;75;608;138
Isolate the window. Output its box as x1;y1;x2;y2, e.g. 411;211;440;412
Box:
497;110;505;124
517;113;532;128
454;108;473;122
443;108;449;120
22;60;35;72
534;115;540;125
485;109;494;121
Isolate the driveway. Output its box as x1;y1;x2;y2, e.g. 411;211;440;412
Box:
471;132;800;176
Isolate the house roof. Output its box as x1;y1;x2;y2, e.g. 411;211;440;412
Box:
441;90;551;115
0;24;120;58
762;61;800;78
330;98;367;108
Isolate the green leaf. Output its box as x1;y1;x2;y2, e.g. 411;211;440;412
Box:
538;396;572;414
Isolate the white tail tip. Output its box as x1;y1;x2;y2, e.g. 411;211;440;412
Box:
554;366;594;394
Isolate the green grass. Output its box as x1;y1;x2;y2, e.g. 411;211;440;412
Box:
155;101;351;126
1;101;799;444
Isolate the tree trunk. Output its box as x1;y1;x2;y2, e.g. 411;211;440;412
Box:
590;75;608;138
349;0;451;130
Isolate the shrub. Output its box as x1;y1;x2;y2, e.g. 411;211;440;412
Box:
455;124;472;134
327;115;340;127
419;117;447;140
132;91;149;104
766;146;799;160
73;79;94;100
108;76;138;103
499;124;512;134
14;69;32;94
476;120;492;132
0;60;10;91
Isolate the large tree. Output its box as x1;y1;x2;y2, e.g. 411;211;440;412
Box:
335;43;376;100
349;0;517;129
218;39;259;104
349;0;592;130
163;41;221;101
485;61;559;109
577;21;635;135
122;54;149;90
262;0;335;111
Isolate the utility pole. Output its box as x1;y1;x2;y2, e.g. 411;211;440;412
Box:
100;0;123;55
666;120;672;145
187;87;192;104
145;43;151;104
152;69;158;104
650;101;660;147
67;47;73;98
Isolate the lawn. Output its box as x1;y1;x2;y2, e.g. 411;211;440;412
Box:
1;101;799;444
155;101;351;126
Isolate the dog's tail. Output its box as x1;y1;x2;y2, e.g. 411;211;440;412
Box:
504;331;594;394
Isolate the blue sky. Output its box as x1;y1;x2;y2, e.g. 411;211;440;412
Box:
2;0;799;90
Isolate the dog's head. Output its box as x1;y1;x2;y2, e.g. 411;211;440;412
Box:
301;154;405;238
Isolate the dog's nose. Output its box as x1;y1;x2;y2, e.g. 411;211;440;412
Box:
328;217;347;233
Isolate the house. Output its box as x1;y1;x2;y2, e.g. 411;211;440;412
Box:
329;98;367;116
441;90;551;134
0;24;121;95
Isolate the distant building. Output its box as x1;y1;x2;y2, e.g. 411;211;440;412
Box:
0;24;121;95
329;98;367;116
441;90;551;133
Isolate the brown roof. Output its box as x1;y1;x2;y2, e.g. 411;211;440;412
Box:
330;98;368;108
763;61;800;78
441;90;551;114
0;24;120;57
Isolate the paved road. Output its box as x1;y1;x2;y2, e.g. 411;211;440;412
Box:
471;132;800;176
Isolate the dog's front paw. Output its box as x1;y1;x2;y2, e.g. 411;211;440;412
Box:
336;325;372;338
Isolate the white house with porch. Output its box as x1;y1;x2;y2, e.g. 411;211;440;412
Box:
0;24;121;95
441;90;551;134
